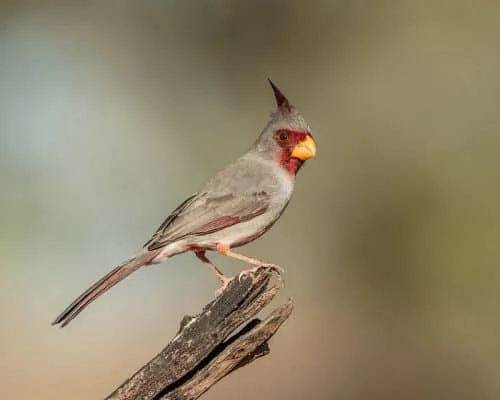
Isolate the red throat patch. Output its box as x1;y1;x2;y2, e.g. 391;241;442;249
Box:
281;157;304;176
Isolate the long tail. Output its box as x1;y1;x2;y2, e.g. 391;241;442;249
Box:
52;252;158;327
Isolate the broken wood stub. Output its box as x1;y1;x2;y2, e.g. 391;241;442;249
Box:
106;266;294;400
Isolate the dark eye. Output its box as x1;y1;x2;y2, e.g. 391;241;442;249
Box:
278;130;288;141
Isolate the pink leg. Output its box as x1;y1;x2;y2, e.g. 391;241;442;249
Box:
215;244;284;275
195;250;232;295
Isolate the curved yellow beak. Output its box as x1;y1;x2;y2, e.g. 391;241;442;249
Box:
291;134;317;160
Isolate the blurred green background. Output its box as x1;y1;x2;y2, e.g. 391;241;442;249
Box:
1;1;499;399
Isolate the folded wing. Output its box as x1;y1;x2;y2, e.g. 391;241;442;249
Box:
144;190;271;251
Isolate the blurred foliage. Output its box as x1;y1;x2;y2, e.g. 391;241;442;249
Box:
0;1;499;399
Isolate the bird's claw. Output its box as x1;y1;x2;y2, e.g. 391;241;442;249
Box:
237;263;285;283
215;263;285;296
260;263;285;275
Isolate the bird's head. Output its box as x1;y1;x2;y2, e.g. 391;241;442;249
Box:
253;79;317;176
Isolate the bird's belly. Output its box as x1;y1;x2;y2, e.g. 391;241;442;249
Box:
191;209;282;250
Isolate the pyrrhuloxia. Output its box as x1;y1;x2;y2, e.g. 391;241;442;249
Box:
52;79;316;327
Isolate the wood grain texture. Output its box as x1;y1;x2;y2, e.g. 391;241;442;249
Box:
106;266;293;400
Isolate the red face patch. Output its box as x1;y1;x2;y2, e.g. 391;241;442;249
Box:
274;129;310;176
274;129;308;148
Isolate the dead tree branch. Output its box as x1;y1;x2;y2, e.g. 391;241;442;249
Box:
105;266;293;400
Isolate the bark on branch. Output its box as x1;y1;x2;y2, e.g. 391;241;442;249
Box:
105;266;293;400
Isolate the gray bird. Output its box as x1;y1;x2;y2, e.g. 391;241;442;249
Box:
52;79;316;327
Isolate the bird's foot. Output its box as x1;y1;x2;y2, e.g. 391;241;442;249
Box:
237;263;285;282
260;262;285;275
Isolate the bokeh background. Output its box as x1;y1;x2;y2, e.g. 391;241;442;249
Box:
1;1;499;399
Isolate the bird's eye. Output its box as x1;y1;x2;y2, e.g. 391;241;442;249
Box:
278;130;288;141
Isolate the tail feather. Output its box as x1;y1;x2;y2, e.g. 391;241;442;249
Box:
52;252;157;327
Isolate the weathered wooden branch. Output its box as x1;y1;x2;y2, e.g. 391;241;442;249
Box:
106;266;294;400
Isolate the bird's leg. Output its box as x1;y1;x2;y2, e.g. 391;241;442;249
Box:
195;250;233;295
215;244;284;276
